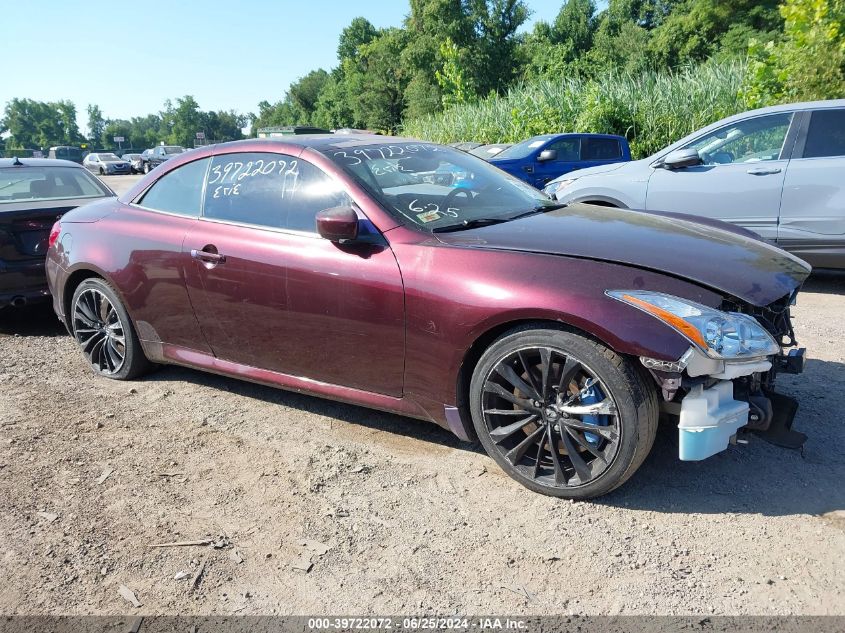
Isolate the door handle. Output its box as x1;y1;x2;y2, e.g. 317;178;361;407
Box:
190;248;226;264
746;167;782;175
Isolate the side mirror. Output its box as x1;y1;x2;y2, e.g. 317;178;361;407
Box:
316;206;359;242
537;149;557;162
662;148;702;170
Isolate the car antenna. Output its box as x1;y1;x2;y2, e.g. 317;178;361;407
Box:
11;156;23;166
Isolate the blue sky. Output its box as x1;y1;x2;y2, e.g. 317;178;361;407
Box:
2;0;572;132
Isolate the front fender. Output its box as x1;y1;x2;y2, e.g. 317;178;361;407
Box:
559;177;647;209
392;239;722;410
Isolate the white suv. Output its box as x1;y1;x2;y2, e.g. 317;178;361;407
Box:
544;99;845;268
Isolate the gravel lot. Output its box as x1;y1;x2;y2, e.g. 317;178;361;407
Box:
0;174;843;615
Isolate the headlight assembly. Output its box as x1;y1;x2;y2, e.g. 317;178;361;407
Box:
607;290;780;360
543;179;575;198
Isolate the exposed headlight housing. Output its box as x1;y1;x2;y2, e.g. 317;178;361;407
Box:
543;178;575;199
607;290;780;360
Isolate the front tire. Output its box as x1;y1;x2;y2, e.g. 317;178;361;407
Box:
469;326;658;499
143;162;151;174
70;278;150;380
99;167;105;175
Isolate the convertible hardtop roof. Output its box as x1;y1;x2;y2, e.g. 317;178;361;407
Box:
210;134;425;154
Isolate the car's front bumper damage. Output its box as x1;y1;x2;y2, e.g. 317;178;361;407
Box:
645;344;806;462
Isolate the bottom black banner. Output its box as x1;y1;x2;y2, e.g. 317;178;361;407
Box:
0;616;843;633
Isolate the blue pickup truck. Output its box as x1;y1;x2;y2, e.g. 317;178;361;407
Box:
488;133;631;189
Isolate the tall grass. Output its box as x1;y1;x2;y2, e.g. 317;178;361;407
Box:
402;62;748;159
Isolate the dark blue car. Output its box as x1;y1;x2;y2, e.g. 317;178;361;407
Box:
489;133;631;189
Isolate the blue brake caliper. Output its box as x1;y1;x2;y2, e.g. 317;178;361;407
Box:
579;384;609;445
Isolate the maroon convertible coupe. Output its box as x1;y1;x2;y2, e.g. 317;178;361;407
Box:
46;136;810;498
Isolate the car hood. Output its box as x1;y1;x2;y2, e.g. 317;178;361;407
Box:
546;160;632;184
436;203;811;307
488;158;522;170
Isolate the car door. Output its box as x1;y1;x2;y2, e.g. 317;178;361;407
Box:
532;137;582;188
645;112;797;240
183;150;406;397
778;108;845;267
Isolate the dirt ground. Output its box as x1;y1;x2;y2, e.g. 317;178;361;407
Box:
0;177;843;616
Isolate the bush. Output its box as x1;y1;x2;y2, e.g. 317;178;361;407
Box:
402;62;747;159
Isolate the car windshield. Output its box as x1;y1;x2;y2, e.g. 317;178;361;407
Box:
324;141;557;231
164;146;183;155
125;154;141;160
99;153;121;161
494;135;553;160
0;166;111;205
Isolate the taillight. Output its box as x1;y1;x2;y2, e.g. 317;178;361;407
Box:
48;221;61;249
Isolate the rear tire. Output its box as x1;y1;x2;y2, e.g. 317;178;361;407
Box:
70;278;150;380
469;325;658;499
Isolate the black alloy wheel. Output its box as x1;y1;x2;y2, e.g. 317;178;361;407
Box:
71;278;150;380
470;327;658;499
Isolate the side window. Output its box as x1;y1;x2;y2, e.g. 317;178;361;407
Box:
582;137;622;160
684;113;792;165
547;138;580;161
803;109;845;158
203;152;352;233
138;158;209;217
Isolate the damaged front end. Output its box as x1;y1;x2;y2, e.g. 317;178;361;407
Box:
608;289;806;461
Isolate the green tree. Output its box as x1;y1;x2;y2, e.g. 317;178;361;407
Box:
206;110;246;142
166;96;204;147
56;101;83;145
338;17;379;62
648;0;781;67
554;0;597;55
436;37;474;107
128;114;165;149
86;104;105;144
2;98;80;149
288;69;331;121
520;0;597;80
467;0;531;95
402;0;473;116
312;70;360;129
743;0;845;107
102;119;132;150
346;28;410;132
588;0;664;74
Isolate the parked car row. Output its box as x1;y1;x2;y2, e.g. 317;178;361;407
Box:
451;100;845;270
34;145;187;175
452;133;631;190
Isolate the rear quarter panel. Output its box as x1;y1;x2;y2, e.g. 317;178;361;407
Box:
49;200;209;353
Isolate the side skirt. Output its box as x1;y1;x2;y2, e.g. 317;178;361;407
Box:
156;343;440;426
